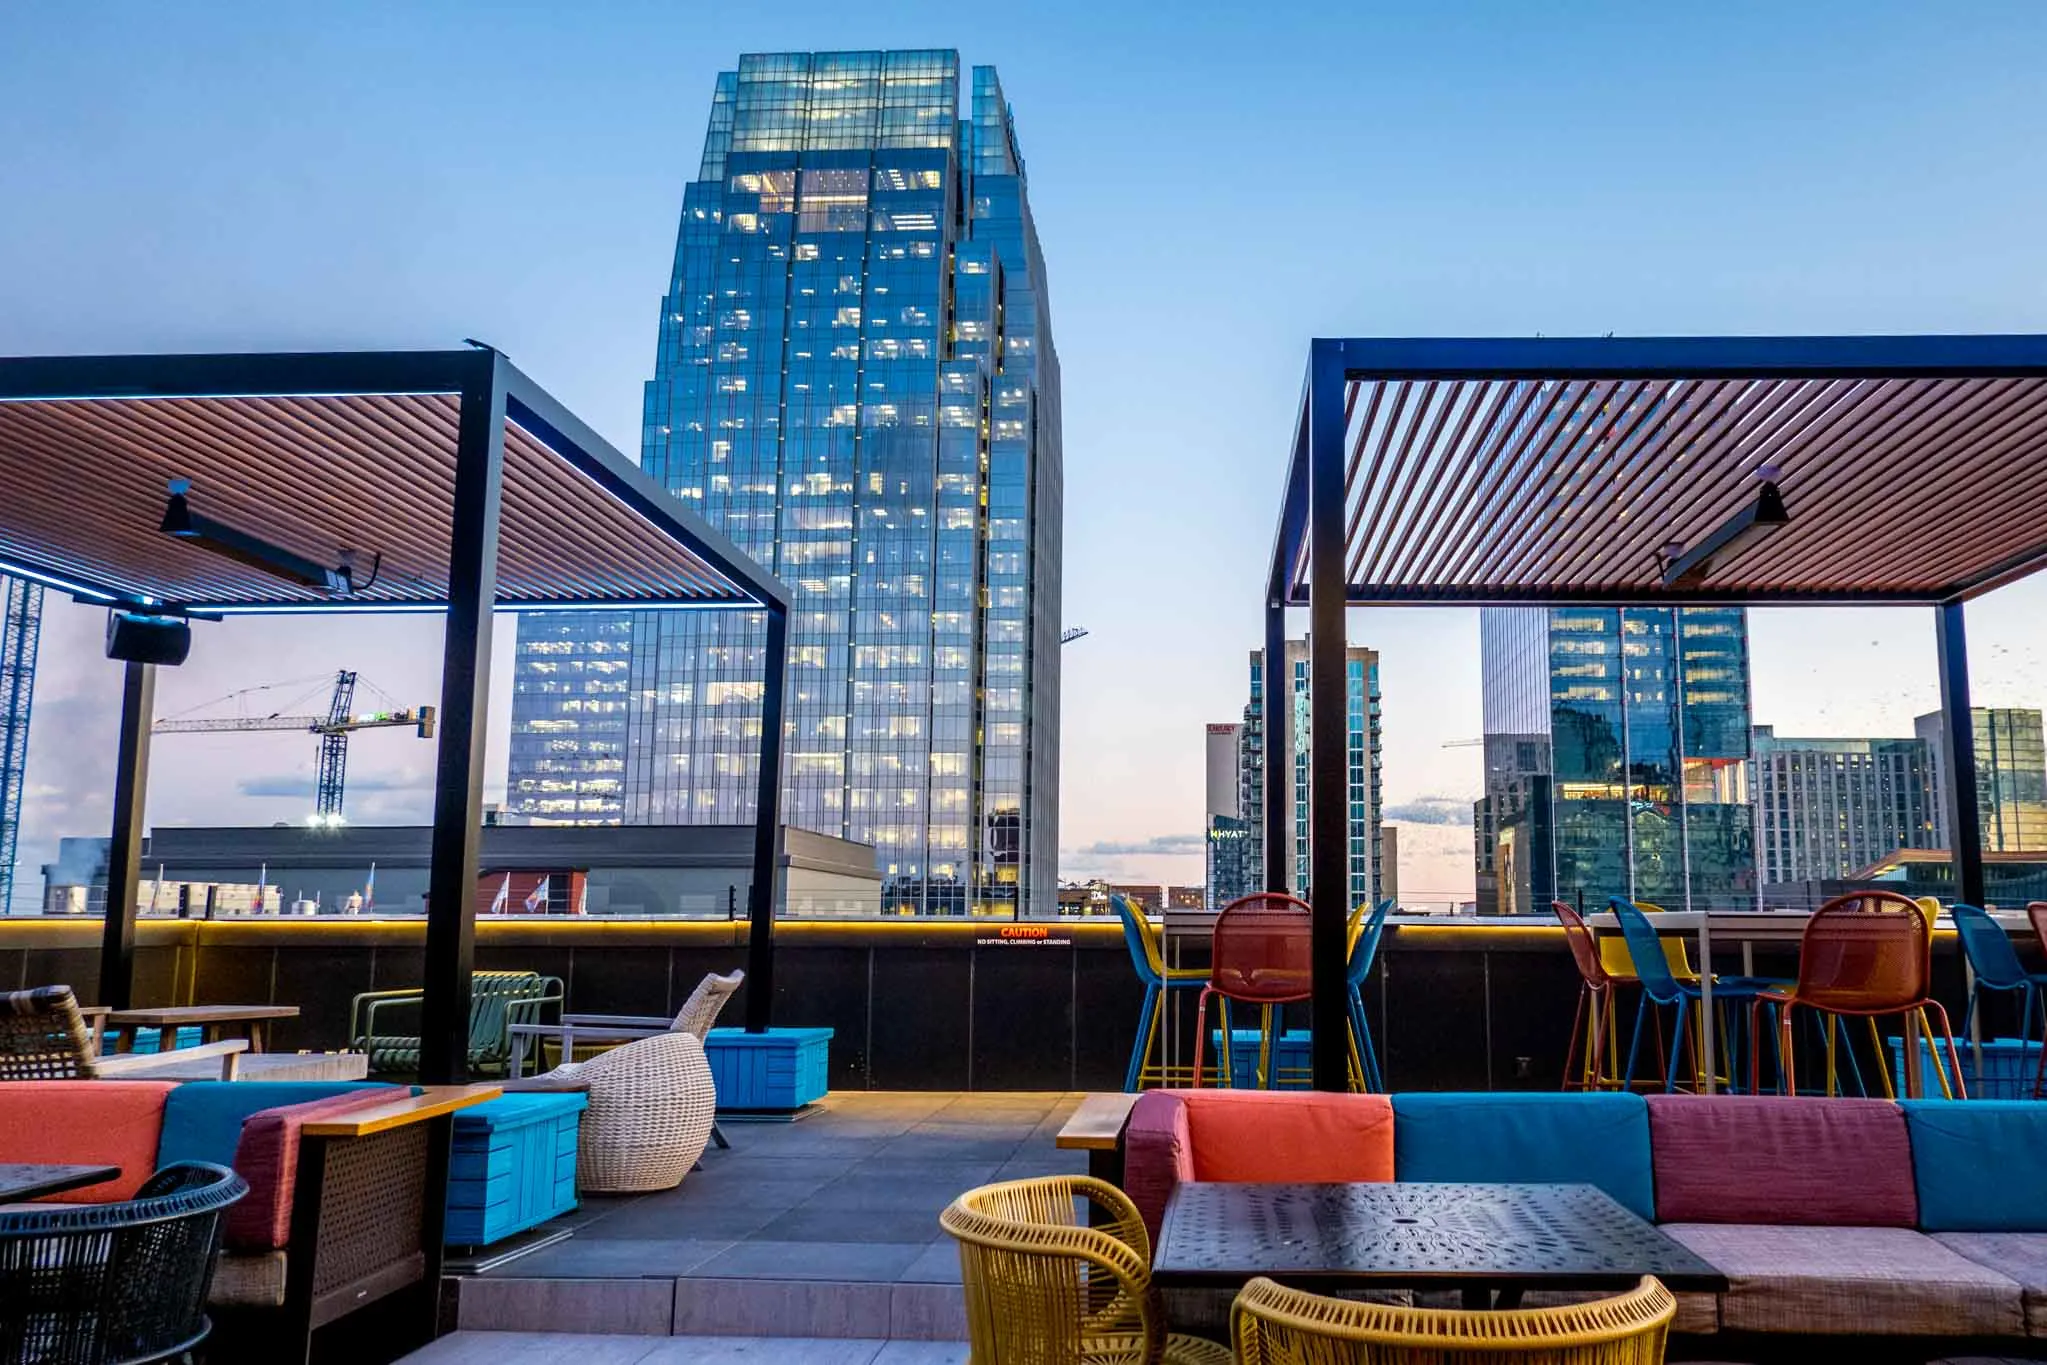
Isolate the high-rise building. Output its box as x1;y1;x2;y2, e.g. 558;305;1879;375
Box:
1751;726;1937;884
1915;708;2047;854
1477;607;1756;914
1203;722;1248;908
1237;638;1383;908
506;51;1062;916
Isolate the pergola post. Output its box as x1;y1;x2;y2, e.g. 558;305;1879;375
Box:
97;660;154;1009
1936;600;1988;907
743;602;788;1033
1306;343;1351;1092
1261;594;1287;894
419;359;505;1085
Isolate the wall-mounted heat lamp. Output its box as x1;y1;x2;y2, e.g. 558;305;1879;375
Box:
1659;479;1790;588
160;479;358;594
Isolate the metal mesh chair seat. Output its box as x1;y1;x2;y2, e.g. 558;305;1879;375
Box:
1232;1274;1675;1364
941;1175;1231;1365
1;1161;247;1365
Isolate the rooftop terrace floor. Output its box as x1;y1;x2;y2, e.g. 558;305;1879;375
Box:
448;1091;1086;1341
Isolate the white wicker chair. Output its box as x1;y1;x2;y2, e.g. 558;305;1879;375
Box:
508;1029;718;1193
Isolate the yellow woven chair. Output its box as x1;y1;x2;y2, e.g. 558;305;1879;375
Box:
940;1175;1232;1365
1232;1275;1675;1364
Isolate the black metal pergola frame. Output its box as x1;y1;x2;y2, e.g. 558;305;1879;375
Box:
1270;335;2047;1091
0;348;794;1078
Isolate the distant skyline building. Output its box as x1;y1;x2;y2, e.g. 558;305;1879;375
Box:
1916;707;2047;854
1239;638;1383;909
506;50;1063;916
1203;721;1248;908
1477;607;1757;914
1752;725;1937;884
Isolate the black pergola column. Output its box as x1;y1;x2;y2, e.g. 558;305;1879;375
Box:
97;660;154;1009
419;360;505;1086
743;602;788;1033
1306;344;1350;1092
1936;600;1988;908
1262;594;1287;894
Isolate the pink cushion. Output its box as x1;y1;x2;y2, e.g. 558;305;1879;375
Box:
1123;1090;1395;1248
225;1090;396;1250
1648;1095;1917;1227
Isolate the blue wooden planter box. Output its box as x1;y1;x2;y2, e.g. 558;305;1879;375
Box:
705;1026;832;1111
444;1092;587;1247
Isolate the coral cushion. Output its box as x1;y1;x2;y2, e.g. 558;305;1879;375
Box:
0;1080;172;1202
225;1089;399;1250
1181;1090;1394;1183
1648;1095;1917;1227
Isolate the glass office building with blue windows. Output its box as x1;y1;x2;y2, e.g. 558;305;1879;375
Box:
1477;606;1757;914
507;50;1062;917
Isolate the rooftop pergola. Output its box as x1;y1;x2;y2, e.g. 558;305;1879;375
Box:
0;348;793;1074
1269;335;2047;1090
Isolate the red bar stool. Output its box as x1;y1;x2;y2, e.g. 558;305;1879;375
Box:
1192;892;1313;1088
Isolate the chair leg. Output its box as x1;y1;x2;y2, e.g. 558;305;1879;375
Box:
1563;985;1588;1091
1191;990;1212;1089
1126;982;1158;1092
1780;1004;1798;1097
1868;1016;1897;1099
1925;1000;1969;1100
1667;996;1692;1094
1257;1004;1275;1090
1622;994;1651;1091
711;1123;730;1150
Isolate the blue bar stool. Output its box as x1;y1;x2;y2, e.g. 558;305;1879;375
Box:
1612;898;1774;1093
1952;902;2047;1048
1113;894;1209;1090
1346;898;1393;1092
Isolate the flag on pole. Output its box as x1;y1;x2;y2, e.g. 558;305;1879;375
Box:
523;875;551;914
489;872;511;916
362;862;376;913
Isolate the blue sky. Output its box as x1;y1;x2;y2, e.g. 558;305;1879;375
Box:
3;2;2045;905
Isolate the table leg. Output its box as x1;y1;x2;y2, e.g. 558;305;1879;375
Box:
249;1022;267;1054
1460;1287;1491;1311
510;1031;527;1079
1698;917;1717;1094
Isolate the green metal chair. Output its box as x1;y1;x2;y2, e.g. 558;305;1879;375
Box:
350;969;563;1076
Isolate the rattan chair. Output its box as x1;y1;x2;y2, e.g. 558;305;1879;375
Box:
940;1175;1232;1365
0;1161;247;1365
507;1028;718;1193
0;986;246;1081
1232;1274;1675;1364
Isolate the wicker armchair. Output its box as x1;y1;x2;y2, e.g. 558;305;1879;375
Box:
0;986;246;1081
0;1161;247;1365
1232;1274;1676;1364
940;1175;1233;1365
349;970;562;1077
507;1029;718;1193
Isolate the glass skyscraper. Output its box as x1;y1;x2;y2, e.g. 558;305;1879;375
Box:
1915;707;2047;854
507;51;1062;917
1477;607;1757;913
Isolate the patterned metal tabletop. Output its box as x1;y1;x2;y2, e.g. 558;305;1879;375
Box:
0;1163;120;1202
1153;1182;1725;1292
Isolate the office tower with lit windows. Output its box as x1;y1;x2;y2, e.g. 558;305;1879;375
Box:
1915;707;2047;854
1237;639;1383;909
1476;607;1757;914
1752;727;1937;883
1203;722;1248;908
506;51;1062;917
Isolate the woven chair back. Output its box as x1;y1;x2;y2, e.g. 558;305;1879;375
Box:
941;1176;1159;1365
673;970;743;1038
1554;902;1610;988
1232;1274;1675;1364
1951;903;2027;989
1211;892;1313;1004
1793;899;1931;1013
1112;894;1166;982
0;985;99;1081
1348;899;1394;989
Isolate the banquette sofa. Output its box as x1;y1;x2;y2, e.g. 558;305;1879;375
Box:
0;1078;492;1363
1123;1089;2047;1347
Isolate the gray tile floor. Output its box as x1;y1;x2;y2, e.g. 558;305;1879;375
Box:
481;1091;1086;1287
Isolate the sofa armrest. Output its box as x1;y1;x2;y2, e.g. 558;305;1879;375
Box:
300;1085;499;1137
1123;1090;1194;1249
95;1038;247;1079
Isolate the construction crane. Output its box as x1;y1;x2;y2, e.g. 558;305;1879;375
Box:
0;577;44;914
154;670;435;824
1059;627;1089;645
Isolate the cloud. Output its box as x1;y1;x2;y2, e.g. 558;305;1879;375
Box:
1064;833;1206;857
235;773;426;799
1383;797;1474;826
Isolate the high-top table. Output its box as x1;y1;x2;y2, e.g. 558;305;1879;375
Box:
105;1004;299;1054
1153;1181;1724;1310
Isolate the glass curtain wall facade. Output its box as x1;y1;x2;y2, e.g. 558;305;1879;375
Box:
1478;606;1757;913
506;51;1062;917
1916;708;2047;854
1752;727;1937;884
1238;638;1382;908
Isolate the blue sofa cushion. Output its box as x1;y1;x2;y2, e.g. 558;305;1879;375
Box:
1904;1099;2047;1232
1393;1092;1656;1221
157;1080;400;1168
